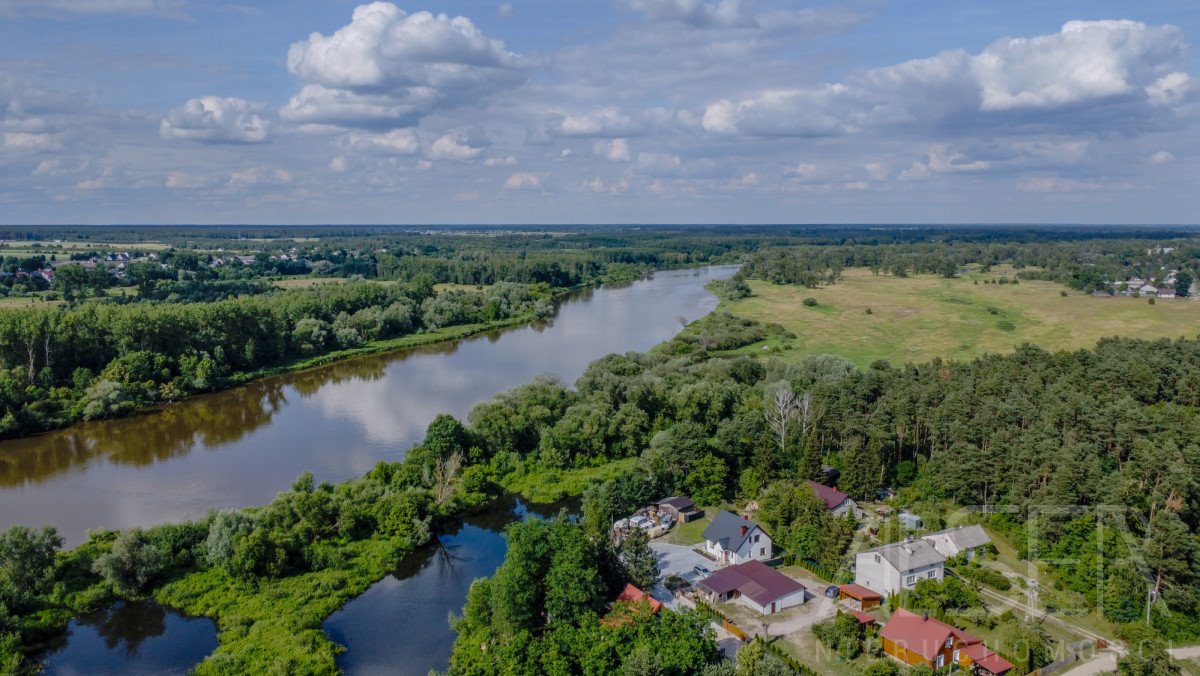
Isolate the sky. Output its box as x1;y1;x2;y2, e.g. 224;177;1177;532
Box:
0;0;1197;225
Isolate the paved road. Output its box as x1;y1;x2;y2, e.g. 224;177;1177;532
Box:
1057;653;1117;676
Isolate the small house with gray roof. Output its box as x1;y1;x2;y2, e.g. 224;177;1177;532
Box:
702;510;773;565
855;538;945;597
921;525;991;560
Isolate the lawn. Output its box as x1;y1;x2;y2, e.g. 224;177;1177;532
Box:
662;509;714;545
721;267;1200;366
272;276;348;289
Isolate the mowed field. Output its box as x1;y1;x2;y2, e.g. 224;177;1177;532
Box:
723;267;1200;366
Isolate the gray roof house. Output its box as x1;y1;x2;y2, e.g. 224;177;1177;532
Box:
702;510;773;565
854;539;945;596
920;525;991;559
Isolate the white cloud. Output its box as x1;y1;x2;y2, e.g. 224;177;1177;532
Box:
497;3;513;18
593;138;631;162
160;96;270;143
339;128;420;155
164;171;211;189
973;20;1187;111
636;151;682;175
483;156;517;166
555;107;643;138
1017;176;1106;193
282;2;524;129
617;0;754;28
3;132;62;152
329;156;350;172
428;132;482;160
503;172;542;190
864;163;888;181
226;167;293;189
703;20;1192;138
1147;151;1175;165
900;146;991;181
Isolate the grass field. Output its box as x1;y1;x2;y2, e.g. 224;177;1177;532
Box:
721;267;1200;367
272;276;347;289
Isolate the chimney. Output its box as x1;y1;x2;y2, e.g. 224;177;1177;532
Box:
740;525;748;537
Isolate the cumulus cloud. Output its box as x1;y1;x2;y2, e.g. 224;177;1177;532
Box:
282;2;524;129
554;107;644;138
703;20;1193;138
428;132;482;160
483;156;517;166
900;146;991;180
160;96;270;143
593;138;631;162
1147;150;1175;165
503;172;542;189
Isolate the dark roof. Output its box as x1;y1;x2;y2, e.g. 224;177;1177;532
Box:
805;480;851;511
698;560;805;605
702;510;761;551
658;496;697;511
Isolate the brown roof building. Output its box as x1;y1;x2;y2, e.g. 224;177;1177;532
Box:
696;560;807;615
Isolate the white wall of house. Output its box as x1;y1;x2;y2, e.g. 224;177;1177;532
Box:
738;588;807;615
832;499;863;520
706;528;773;564
855;552;943;596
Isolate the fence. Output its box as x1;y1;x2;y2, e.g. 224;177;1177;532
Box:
779;556;853;584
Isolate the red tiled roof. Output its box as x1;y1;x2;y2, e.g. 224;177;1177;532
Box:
851;610;876;625
975;652;1015;674
805;480;850;511
615;583;662;613
880;608;981;661
839;583;883;601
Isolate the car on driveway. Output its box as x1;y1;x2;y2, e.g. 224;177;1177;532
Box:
824;585;840;598
693;564;711;578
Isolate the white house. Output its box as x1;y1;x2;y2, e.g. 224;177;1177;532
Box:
702;510;773;564
855;539;945;597
696;560;806;615
805;480;863;519
920;525;991;560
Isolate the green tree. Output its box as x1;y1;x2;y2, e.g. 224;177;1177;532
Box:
1175;271;1192;298
92;529;164;595
686;453;728;506
619;527;660;591
999;618;1052;673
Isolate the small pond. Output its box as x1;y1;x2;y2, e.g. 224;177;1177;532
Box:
37;601;218;675
324;495;576;675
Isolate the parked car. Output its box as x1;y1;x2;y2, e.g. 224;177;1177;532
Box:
693;565;711;578
824;585;840;599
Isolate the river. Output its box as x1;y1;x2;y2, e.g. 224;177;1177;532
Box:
0;265;735;546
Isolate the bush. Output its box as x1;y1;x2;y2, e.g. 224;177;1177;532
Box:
1149;297;1156;305
802;297;818;307
1060;290;1068;297
91;529;164;595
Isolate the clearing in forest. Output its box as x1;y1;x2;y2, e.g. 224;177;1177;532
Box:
721;267;1200;366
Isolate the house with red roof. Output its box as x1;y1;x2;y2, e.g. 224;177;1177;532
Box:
804;480;862;519
880;608;1013;674
696;559;807;615
614;583;662;614
602;584;663;627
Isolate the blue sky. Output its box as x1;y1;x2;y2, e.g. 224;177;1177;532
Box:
0;0;1197;224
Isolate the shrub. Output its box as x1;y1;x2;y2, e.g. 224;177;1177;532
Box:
802;297;818;307
1060;290;1068;297
91;529;164;595
1149;297;1156;305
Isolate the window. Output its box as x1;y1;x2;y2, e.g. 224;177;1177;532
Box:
753;534;760;543
928;570;937;579
760;548;766;556
945;637;952;648
905;575;915;586
936;655;945;669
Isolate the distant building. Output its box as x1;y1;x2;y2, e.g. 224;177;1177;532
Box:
1140;284;1159;296
702;510;772;564
656;496;702;523
855;539;944;597
804;480;863;519
697;560;806;615
1158;287;1176;299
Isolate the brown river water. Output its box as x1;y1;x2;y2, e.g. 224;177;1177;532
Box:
0;266;735;546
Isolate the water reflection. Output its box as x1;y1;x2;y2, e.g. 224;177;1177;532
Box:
325;495;578;675
38;601;217;676
0;266;735;545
